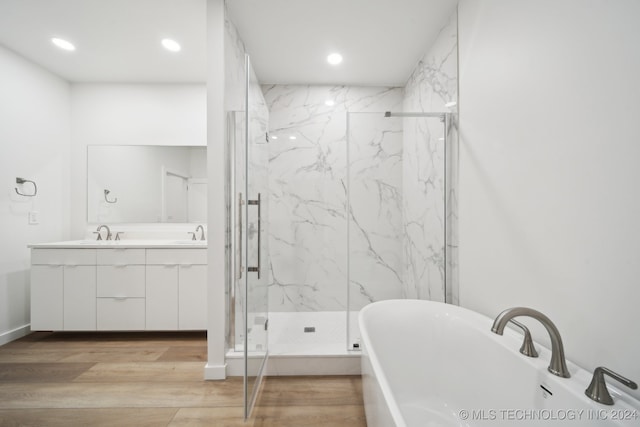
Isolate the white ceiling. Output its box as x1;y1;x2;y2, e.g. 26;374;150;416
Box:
0;0;457;86
0;0;207;83
227;0;458;87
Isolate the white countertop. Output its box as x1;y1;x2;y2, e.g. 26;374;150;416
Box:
29;240;208;249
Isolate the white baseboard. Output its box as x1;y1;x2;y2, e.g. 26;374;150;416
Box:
204;363;227;380
0;324;31;347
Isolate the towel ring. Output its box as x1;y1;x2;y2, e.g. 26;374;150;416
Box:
15;177;37;197
104;189;117;204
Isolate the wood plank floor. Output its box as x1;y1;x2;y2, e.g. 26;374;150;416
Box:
0;332;366;426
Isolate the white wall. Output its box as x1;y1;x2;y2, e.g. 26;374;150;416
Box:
70;83;206;237
458;0;640;400
205;0;227;380
0;45;71;344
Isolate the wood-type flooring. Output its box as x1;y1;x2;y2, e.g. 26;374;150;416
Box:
0;331;366;426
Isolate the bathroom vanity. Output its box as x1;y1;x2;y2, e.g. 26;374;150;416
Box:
29;240;207;331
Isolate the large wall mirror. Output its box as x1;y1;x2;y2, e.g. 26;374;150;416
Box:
87;145;207;223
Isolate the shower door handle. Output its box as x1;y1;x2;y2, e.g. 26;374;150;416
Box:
247;193;261;279
238;193;243;280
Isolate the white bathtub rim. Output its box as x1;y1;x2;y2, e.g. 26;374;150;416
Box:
359;301;409;427
359;299;640;427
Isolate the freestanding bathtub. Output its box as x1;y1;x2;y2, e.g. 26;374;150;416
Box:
359;300;640;427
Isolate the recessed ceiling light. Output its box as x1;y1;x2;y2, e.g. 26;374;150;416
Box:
51;38;75;51
289;135;297;140
325;100;335;106
445;101;457;108
162;38;181;52
271;135;278;140
327;53;343;65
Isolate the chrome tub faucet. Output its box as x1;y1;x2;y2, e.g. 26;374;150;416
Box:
585;366;637;405
491;307;570;378
509;319;538;358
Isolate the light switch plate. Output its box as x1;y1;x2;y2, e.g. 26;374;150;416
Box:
28;211;39;225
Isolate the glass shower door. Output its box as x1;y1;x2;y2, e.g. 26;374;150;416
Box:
242;55;269;419
346;111;452;350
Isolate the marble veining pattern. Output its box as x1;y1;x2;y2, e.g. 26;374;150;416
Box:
264;85;402;312
348;113;404;313
402;9;458;304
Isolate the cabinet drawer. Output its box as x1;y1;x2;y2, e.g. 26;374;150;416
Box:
97;249;145;265
97;298;145;330
146;249;207;265
32;249;96;266
97;266;145;297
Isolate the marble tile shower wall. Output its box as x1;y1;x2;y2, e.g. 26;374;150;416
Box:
402;10;458;304
348;113;404;311
263;85;403;312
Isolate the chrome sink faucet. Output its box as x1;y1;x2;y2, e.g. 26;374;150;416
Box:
195;224;205;241
94;224;112;241
491;307;570;378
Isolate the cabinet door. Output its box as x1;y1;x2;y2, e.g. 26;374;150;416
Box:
63;266;96;330
178;265;207;330
146;265;178;330
31;265;63;331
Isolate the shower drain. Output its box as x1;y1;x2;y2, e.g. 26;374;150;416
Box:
303;326;316;333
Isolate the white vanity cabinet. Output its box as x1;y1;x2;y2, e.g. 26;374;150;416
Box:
146;249;207;330
30;243;207;332
31;249;97;331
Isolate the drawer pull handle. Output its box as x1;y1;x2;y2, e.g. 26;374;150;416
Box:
114;296;127;301
114;264;128;268
65;264;78;268
181;264;193;268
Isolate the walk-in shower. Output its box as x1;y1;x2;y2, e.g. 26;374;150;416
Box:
230;106;457;353
226;69;458;418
